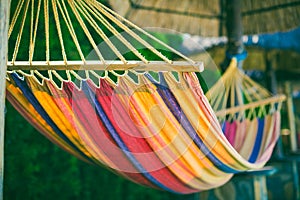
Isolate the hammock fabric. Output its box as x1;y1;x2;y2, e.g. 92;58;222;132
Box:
6;63;283;194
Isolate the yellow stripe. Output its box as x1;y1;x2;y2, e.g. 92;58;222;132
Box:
116;75;231;190
6;80;86;160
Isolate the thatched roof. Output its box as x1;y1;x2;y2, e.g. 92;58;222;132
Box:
109;0;300;36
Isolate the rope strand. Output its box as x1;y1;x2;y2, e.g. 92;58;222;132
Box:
12;0;31;63
75;0;127;63
52;0;68;64
29;0;42;64
44;0;50;63
8;0;25;39
57;0;86;62
80;0;148;63
8;0;203;73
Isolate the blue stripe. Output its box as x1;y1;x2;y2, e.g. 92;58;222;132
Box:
248;118;265;163
146;73;238;173
221;122;226;134
81;81;177;193
11;73;93;162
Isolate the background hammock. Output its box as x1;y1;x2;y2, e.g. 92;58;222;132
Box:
5;0;286;195
206;59;286;162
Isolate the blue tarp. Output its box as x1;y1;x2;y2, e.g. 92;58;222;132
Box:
244;27;300;52
176;26;300;57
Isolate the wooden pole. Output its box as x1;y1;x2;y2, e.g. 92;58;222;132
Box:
214;95;286;117
265;52;278;94
224;0;244;70
265;52;285;158
7;60;204;72
226;0;244;56
285;82;298;152
283;81;300;200
0;0;9;199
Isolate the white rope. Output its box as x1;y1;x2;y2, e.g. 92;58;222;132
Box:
96;1;196;65
44;0;50;63
7;0;204;88
52;0;68;64
29;0;42;64
206;59;286;119
12;0;30;64
74;0;127;63
58;0;86;62
8;0;25;39
80;0;148;63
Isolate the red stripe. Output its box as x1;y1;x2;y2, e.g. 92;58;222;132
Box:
61;81;157;188
88;80;198;193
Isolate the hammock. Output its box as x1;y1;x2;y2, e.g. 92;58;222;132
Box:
206;59;286;163
7;67;285;194
6;0;285;194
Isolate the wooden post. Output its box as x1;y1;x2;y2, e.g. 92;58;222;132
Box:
265;52;285;159
226;0;244;56
283;81;300;200
253;176;268;200
265;52;278;94
224;0;244;70
285;82;298;152
0;0;10;199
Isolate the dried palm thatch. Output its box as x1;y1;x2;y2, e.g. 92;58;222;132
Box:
109;0;300;36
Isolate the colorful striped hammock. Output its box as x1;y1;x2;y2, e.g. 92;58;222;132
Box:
6;0;285;194
6;59;285;193
206;59;286;163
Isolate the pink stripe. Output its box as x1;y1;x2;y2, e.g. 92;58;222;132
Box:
224;121;237;146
